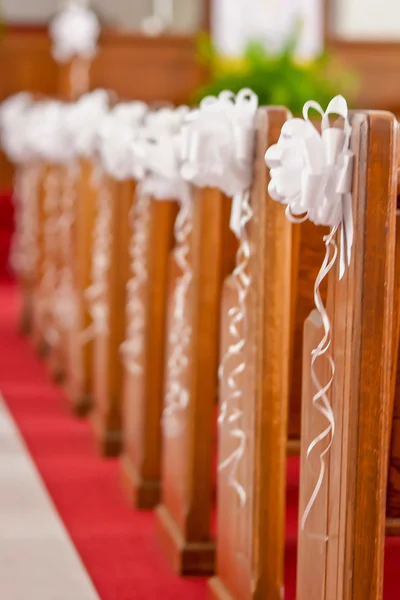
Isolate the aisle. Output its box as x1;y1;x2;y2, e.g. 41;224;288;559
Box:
1;280;400;599
0;398;100;600
0;283;206;600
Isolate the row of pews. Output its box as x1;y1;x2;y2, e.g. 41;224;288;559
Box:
2;54;400;600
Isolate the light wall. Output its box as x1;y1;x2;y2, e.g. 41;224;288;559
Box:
2;0;203;31
333;0;400;40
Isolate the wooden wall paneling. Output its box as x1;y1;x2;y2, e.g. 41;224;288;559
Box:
65;158;98;415
90;31;206;105
297;111;397;600
121;194;178;506
156;186;236;575
208;107;293;600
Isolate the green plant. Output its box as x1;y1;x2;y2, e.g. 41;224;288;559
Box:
194;27;357;115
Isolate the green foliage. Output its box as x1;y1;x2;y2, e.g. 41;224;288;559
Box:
194;28;357;115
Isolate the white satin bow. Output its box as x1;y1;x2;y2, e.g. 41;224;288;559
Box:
131;107;190;201
49;1;100;63
265;95;354;279
65;90;110;158
97;102;148;181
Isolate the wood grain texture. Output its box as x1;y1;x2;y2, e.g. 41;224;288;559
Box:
297;111;397;600
209;107;292;600
121;194;178;505
156;187;236;575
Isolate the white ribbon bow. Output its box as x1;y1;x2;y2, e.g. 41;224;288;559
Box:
49;1;100;63
65;90;110;158
181;89;258;237
265;95;354;279
97;102;148;181
131;107;190;201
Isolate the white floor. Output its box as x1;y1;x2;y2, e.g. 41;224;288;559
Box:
0;398;100;600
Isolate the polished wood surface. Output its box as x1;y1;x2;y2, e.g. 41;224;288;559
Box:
156;187;236;575
91;30;206;105
121;194;178;507
297;111;397;600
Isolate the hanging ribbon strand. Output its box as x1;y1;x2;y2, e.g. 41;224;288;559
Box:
180;89;258;505
265;95;354;537
162;187;193;437
120;184;151;374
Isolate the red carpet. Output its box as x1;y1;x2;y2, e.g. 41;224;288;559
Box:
0;213;398;597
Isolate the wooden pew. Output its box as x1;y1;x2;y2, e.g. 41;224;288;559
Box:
209;107;294;598
295;111;397;600
64;157;100;415
90;177;135;455
120;193;178;496
156;187;237;574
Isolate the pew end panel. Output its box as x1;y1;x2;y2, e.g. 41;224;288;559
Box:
121;195;178;504
209;107;294;600
156;186;236;575
297;111;397;600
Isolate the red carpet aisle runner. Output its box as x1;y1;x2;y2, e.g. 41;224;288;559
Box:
0;280;399;598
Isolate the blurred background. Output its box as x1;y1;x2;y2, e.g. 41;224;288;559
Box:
1;0;400;191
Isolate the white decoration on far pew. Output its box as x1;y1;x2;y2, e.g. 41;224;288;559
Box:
265;95;354;539
49;1;100;63
265;95;354;279
0;94;42;282
65;90;110;159
181;89;258;507
121;107;192;394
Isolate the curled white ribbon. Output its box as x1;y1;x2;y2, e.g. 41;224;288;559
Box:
9;164;42;281
120;185;151;374
181;89;258;503
265;95;354;537
162;191;193;437
53;161;80;331
118;107;193;434
79;164;112;345
38;169;62;347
